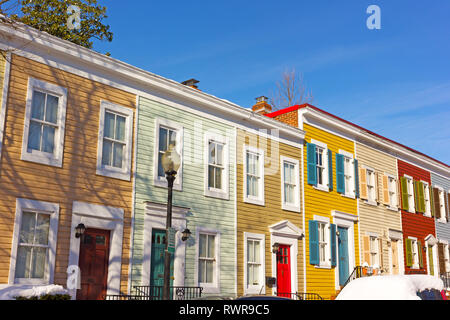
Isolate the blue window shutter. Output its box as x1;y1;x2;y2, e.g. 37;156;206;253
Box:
354;159;359;198
307;143;317;186
330;224;337;267
328;149;333;191
336;153;345;194
309;220;319;265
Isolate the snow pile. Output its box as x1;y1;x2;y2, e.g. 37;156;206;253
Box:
0;284;69;300
336;275;444;300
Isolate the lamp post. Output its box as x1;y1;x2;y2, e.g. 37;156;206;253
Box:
161;144;181;300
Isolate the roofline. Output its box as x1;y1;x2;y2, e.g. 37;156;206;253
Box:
266;104;450;170
0;20;305;141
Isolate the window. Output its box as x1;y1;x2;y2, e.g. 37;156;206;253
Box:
307;141;329;191
405;176;415;213
309;217;336;268
423;182;431;217
388;176;398;208
10;199;59;285
204;134;229;199
281;156;300;212
96;101;133;180
244;233;265;294
411;239;419;268
318;222;328;265
153;118;183;190
369;236;380;267
343;157;353;196
244;146;264;205
196;227;220;293
438;189;446;222
316;147;325;187
366;169;377;203
21;78;67;167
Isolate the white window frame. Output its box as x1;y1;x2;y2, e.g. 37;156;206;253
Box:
339;149;355;198
21;77;67;167
204;132;229;200
387;174;398;210
404;175;416;213
9;198;59;285
365;167;377;204
314;215;331;269
96;100;134;181
443;242;450;273
243;232;265;295
194;226;220;294
153;118;184;191
422;181;432;217
311;139;329;192
437;187;447;223
409;237;419;269
369;235;380;268
280;156;300;212
243;145;265;206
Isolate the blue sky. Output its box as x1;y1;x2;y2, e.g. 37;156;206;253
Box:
93;1;450;164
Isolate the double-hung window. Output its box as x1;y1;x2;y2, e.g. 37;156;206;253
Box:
281;156;300;212
97;101;134;181
423;182;431;217
244;233;265;294
438;188;446;222
309;217;336;268
244;146;264;205
205;134;229;199
316;147;325;187
196;227;220;293
22;78;67;167
369;236;380;267
10;199;59;285
318;222;328;265
154;118;183;190
411;239;419;268
307;141;329;191
388;176;398;208
406;176;415;213
366;169;377;203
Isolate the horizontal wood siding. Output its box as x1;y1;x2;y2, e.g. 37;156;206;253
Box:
356;142;402;273
430;173;450;243
303;123;358;300
131;97;236;296
0;54;136;293
397;159;435;274
236;128;303;297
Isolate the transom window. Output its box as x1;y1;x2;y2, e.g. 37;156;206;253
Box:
247;239;261;286
208;141;224;190
15;211;50;280
198;234;215;284
102;111;126;169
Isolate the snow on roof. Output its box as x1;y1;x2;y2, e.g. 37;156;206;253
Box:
336;275;444;300
0;284;69;300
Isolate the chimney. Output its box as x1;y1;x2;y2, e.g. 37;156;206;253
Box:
251;96;272;115
181;78;200;90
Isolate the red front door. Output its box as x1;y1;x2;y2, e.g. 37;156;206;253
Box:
276;245;291;297
77;228;110;300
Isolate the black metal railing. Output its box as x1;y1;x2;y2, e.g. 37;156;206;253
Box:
276;292;323;300
105;286;203;300
441;272;450;289
342;266;364;288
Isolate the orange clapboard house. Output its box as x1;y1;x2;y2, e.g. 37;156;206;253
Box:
266;104;360;300
0;28;136;299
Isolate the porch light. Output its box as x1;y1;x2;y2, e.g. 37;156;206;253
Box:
75;223;86;238
272;243;280;254
181;228;191;242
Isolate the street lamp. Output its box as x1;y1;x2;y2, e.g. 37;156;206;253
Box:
161;144;181;300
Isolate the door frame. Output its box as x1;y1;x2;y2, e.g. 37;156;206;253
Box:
269;220;303;296
68;201;124;300
332;211;357;290
388;229;404;275
337;226;350;287
142;201;188;288
425;234;439;276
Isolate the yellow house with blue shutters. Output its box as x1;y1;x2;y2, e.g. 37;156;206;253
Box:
267;104;360;299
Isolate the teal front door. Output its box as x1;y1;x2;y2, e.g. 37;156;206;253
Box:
150;229;174;299
338;227;349;286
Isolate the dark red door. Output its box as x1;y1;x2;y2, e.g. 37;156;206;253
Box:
276;245;291;297
77;228;110;300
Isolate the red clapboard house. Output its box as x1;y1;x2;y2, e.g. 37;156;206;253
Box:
398;159;438;275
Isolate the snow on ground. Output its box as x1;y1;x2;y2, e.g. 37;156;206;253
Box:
336;275;444;300
0;284;69;300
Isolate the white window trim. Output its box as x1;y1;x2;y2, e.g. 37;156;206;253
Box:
404;175;416;213
386;173;399;211
339;150;355;198
311;139;329;192
443;242;450;273
194;226;221;294
425;241;438;277
313;215;331;269
243;232;265;295
363;165;377;205
436;186;447;223
421;181;432;217
243;145;265;206
9;198;60;285
408;236;420;269
153;118;184;191
204;132;229;200
280;156;300;212
96;100;134;181
21;77;67;167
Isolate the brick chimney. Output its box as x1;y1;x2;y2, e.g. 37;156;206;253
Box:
252;96;272;115
181;78;200;90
